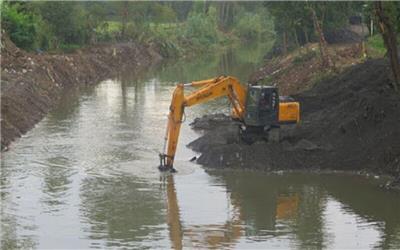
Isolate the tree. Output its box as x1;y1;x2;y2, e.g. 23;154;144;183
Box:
170;1;193;21
308;3;334;68
217;1;236;31
120;1;129;39
36;2;87;46
1;2;37;50
374;1;400;92
265;1;361;66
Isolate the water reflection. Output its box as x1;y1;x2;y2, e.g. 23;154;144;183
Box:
163;173;243;249
152;42;273;84
41;156;72;208
163;175;183;250
164;171;334;249
199;171;400;249
160;169;400;249
320;175;400;249
79;174;166;249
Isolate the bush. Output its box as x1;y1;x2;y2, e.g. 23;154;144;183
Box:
147;24;182;58
1;3;37;50
184;8;219;46
33;17;57;50
37;2;89;46
366;34;386;56
234;13;263;41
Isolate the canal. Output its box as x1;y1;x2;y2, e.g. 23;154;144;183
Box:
2;43;400;249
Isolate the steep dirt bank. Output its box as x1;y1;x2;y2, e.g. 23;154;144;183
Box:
1;33;162;150
188;59;400;184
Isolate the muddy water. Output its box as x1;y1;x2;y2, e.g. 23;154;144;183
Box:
2;44;400;249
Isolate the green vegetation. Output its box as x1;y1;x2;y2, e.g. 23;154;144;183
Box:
1;0;399;76
366;35;386;57
0;1;274;56
1;3;52;50
265;2;364;54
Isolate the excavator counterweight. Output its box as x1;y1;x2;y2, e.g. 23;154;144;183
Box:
159;76;300;172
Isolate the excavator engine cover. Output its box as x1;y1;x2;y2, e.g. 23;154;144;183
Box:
244;86;279;127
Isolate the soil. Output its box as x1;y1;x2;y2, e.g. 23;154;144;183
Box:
188;59;400;181
251;43;366;96
324;24;369;44
1;32;162;150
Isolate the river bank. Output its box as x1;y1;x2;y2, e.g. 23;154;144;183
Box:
1;33;162;150
188;58;400;186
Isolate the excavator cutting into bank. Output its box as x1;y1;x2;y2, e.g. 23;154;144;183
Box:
158;76;300;172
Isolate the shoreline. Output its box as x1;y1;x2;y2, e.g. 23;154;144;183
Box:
203;167;400;190
1;34;163;151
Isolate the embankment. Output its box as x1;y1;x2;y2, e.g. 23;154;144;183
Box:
188;59;400;184
1;33;162;150
250;43;366;96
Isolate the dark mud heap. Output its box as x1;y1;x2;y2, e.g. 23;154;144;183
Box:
188;59;400;178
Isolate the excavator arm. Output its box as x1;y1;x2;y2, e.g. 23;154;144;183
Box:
159;76;247;171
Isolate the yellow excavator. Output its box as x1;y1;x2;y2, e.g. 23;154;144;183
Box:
159;76;300;172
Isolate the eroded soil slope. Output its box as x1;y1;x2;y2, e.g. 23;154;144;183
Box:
189;59;400;180
250;43;366;95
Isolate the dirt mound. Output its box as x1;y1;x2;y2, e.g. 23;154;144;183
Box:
1;32;162;150
325;25;368;44
250;43;365;96
188;59;400;178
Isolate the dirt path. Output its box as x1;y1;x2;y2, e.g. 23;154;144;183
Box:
1;33;162;150
189;59;400;184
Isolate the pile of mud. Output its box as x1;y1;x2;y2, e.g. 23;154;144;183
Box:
1;32;162;150
188;59;400;179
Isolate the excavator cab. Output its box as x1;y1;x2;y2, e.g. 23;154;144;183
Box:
244;86;279;127
240;85;300;143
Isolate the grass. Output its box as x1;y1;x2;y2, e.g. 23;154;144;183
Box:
292;50;318;65
104;21;122;32
366;34;386;58
58;44;82;53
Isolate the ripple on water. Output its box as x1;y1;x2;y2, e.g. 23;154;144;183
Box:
2;46;400;249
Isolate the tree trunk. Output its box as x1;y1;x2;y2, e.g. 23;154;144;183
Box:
303;26;309;44
121;2;129;40
310;6;334;69
218;2;226;30
282;31;288;55
293;28;300;48
225;2;234;29
374;1;400;92
204;0;210;14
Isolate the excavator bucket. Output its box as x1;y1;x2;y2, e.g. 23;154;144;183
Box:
158;153;177;172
